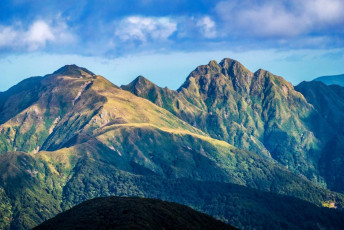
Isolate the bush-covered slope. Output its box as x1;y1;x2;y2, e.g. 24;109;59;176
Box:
1;150;344;230
1;125;344;229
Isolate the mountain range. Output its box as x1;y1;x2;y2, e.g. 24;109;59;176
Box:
1;60;344;229
313;74;344;86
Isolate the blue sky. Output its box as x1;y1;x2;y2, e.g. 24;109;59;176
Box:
1;0;344;91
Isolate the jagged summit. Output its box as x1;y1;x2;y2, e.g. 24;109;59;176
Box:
254;68;266;75
254;68;280;77
52;64;95;78
208;60;218;66
207;60;221;71
180;58;251;85
219;58;248;71
132;75;153;85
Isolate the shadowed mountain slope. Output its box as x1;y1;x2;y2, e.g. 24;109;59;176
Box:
296;81;344;193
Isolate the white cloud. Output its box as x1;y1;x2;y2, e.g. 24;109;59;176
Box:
0;19;75;51
215;0;344;38
115;16;177;42
25;21;55;50
196;16;217;38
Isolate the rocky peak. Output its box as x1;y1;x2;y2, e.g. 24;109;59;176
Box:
208;60;221;72
254;68;266;76
179;58;250;89
253;68;294;90
52;64;95;78
220;58;252;77
133;75;154;87
122;75;154;91
220;58;244;70
121;75;160;98
253;69;279;81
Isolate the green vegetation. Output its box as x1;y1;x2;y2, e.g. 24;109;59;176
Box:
1;149;344;229
0;187;12;229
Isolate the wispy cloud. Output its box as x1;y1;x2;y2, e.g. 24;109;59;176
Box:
114;16;177;43
196;16;217;38
0;18;75;51
177;16;218;41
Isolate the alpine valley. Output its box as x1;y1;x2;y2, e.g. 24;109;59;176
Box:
1;59;344;229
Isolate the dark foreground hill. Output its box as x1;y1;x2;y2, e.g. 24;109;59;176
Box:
33;197;236;230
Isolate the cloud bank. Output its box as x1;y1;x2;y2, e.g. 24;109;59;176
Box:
0;0;343;56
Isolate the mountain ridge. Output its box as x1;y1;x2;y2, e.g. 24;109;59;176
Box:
1;62;344;229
